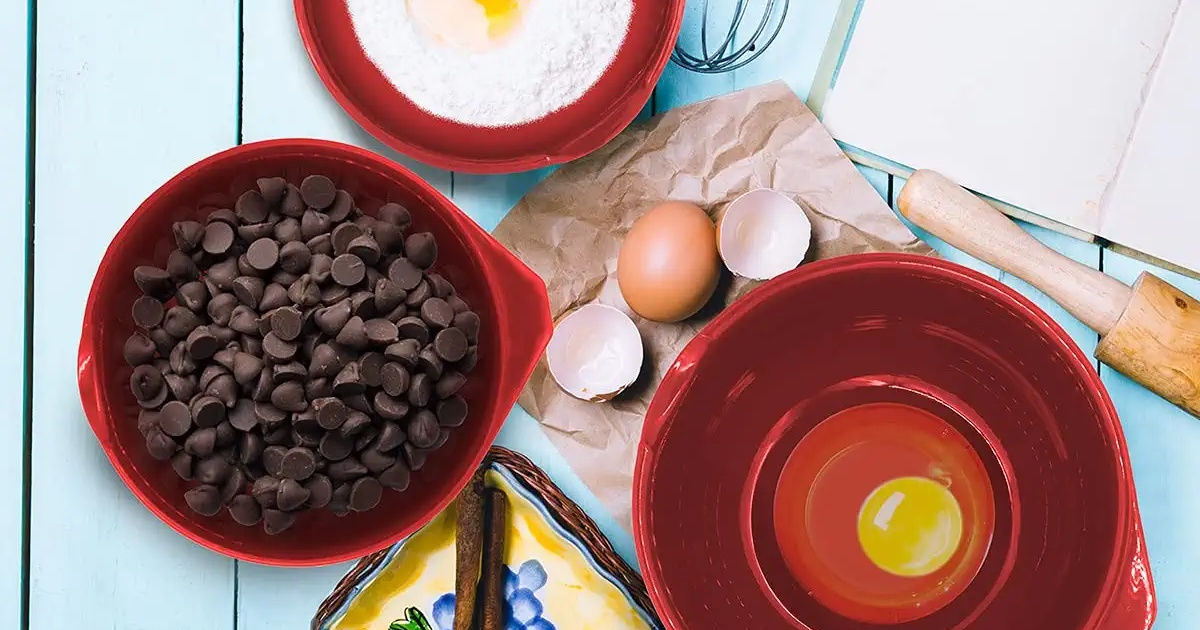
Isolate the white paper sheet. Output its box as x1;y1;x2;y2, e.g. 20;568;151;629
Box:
820;0;1200;272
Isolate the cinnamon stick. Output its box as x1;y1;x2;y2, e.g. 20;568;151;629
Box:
453;470;486;630
480;488;509;630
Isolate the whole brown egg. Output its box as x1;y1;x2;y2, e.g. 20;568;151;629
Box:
617;201;722;323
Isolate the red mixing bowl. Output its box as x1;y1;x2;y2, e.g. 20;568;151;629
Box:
77;139;552;566
294;0;685;174
633;254;1155;630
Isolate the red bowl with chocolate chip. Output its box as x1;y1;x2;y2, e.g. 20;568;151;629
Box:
77;138;552;566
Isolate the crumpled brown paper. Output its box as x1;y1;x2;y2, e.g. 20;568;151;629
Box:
492;81;934;529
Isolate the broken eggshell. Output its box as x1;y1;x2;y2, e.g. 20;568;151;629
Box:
717;189;812;280
545;303;643;402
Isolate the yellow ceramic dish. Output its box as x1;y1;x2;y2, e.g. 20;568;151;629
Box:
318;463;655;630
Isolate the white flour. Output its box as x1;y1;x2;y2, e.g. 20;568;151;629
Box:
347;0;633;128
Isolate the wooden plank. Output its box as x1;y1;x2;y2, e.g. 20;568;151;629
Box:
0;0;28;627
30;2;238;629
1098;251;1200;629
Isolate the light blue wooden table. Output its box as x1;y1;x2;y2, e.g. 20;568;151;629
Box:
8;1;1199;628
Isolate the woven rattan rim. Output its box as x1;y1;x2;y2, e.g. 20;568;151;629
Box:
312;446;658;629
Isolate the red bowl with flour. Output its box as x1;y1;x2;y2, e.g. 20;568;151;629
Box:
78;139;552;566
633;254;1155;629
294;0;685;174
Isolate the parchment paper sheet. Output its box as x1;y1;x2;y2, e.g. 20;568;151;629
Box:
492;81;934;529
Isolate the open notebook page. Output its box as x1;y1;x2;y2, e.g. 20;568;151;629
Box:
819;0;1178;235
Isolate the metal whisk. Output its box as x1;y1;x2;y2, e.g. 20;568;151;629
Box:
671;0;790;74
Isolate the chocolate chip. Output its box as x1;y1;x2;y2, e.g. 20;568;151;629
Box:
420;298;454;329
185;325;220;361
302;474;333;509
273;242;308;277
435;371;467;399
405;279;432;307
395;317;430;346
328;189;355;222
376;363;408;398
210;325;238;345
226;305;257;335
354;426;380;453
301;210;333;242
130;363;164;401
263;283;292;313
207;208;239;226
457;346;479;373
373;391;409;421
308;253;334;283
433;327;469;363
311;397;348;430
436;396;468;427
240;432;265;465
275;216;302;242
221;466;248;504
328;457;368;482
163;306;203;339
245;238;279;272
350;477;383;512
195;456;232;485
280;447;317;481
287;274;321;308
321;283;351;305
333;362;365;396
384;338;421;367
231;352;263;386
134;265;174;299
229;494;262;526
347;234;381;266
364;318;399;346
184;427;217;457
171;452;193;480
158;400;192;437
377;202;411;229
332;223;364;256
369;423;402;455
300;175;337;209
280;182;305;217
202;222;235;255
172;282;207;314
145;427;178;460
403;443;428;471
314;301;352;338
374;222;404;256
319;432;354;461
270;381;307;412
379;462;411;491
404;232;437;268
269;306;303;342
308;343;345;378
331;254;366;287
417;347;443;380
387;258;423;291
349;291;378;319
407;410;440;449
426;274;453;299
263;332;298;362
132;296;165;329
149;327;177;356
408;373;432;407
263;508;296;535
342;392;373;414
173;221;206;253
206;293;238;327
190;395;225;429
164;373;197;401
329;483;352;515
254;401;288;427
256;176;287;206
339;411;371;438
232;276;264;309
185;485;222;517
253;476;281;508
225;399;256;432
336;316;368;350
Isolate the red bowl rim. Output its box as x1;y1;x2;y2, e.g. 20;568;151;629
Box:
292;0;687;174
632;252;1145;629
77;138;541;566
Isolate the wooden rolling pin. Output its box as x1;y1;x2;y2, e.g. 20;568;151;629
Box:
897;170;1200;419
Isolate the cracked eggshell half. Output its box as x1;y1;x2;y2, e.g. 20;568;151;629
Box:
545;303;644;402
717;189;812;280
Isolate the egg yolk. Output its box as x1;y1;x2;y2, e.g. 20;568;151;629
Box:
408;0;525;51
857;476;963;577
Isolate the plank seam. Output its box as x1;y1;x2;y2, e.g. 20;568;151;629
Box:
20;1;36;629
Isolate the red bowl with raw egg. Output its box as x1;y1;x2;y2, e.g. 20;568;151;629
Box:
633;253;1155;629
294;0;685;174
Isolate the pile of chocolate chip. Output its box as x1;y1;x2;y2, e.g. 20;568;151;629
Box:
124;174;479;535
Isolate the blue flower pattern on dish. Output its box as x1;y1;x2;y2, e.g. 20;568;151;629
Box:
431;560;554;630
